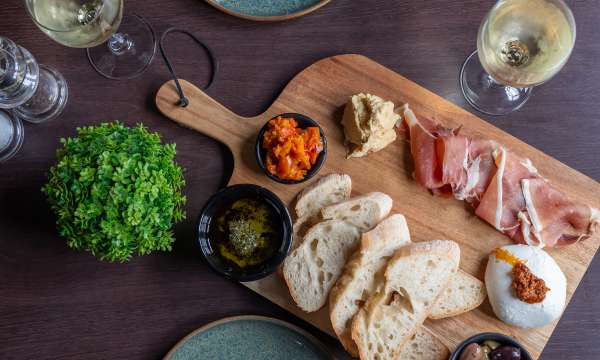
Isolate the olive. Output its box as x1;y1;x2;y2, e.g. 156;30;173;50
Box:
490;345;521;360
483;340;502;350
459;343;486;360
481;344;492;358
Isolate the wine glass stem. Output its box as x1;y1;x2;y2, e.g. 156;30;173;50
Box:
0;54;6;77
487;73;529;91
107;33;134;56
0;51;15;85
460;50;533;115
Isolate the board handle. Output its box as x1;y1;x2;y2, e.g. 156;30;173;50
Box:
155;79;262;150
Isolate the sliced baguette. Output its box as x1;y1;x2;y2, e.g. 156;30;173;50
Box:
291;215;314;251
330;214;483;356
283;219;361;312
292;174;353;250
397;327;450;360
329;214;411;356
321;192;393;231
351;240;460;360
295;173;352;219
429;270;487;319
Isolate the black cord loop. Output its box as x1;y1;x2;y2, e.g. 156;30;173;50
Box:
158;28;218;108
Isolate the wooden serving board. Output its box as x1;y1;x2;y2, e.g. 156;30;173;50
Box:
156;54;600;359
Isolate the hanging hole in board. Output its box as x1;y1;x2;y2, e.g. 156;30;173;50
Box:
158;27;219;108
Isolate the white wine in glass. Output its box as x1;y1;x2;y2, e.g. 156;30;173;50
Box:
28;0;123;48
460;0;576;115
25;0;156;80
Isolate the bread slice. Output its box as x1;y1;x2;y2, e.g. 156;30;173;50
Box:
397;328;450;360
321;192;393;231
283;219;361;312
330;214;482;356
291;215;313;252
329;214;411;356
351;240;460;360
294;173;352;219
429;270;486;319
292;174;353;250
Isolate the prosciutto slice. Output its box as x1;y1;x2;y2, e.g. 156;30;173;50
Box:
404;105;446;192
436;133;469;193
456;138;498;205
475;148;540;236
403;106;600;247
517;178;600;247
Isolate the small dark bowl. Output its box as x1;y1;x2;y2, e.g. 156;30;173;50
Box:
450;332;533;360
255;113;327;185
197;184;293;282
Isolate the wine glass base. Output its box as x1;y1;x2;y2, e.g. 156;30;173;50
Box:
0;111;24;163
460;50;532;116
13;65;68;124
0;43;39;109
86;14;156;80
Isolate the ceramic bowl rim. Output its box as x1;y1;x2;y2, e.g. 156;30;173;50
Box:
449;332;533;360
204;0;331;22
162;315;335;360
255;112;327;185
197;184;293;282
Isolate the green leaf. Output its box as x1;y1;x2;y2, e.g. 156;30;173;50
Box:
42;122;186;262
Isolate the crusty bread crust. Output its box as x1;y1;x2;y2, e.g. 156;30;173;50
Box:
429;270;486;319
397;327;450;360
283;220;361;312
321;192;393;231
351;240;460;360
294;173;352;219
330;216;483;356
329;214;411;356
288;174;479;359
393;239;461;261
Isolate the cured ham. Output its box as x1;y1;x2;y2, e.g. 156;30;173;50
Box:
475;148;540;236
457;138;498;206
436;133;469;193
518;178;600;247
402;105;599;248
403;105;446;192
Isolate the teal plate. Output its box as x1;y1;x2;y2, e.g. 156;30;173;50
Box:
205;0;330;21
164;316;334;360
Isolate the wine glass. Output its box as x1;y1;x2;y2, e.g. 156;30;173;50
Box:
24;0;156;80
0;110;24;163
1;36;68;162
460;0;576;115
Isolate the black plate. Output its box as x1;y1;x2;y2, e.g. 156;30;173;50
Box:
197;184;293;282
450;332;533;360
255;113;327;184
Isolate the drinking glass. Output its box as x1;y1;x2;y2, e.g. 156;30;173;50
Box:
0;110;24;163
460;0;576;115
1;36;69;161
25;0;156;80
1;36;69;163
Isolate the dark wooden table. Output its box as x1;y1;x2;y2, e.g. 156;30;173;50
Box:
2;1;599;359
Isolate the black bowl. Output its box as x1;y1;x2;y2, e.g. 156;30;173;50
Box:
255;113;327;185
197;184;293;282
450;332;533;360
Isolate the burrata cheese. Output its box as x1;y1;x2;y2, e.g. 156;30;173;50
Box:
485;244;566;328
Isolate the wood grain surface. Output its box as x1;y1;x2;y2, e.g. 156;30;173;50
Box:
1;0;600;359
155;54;600;359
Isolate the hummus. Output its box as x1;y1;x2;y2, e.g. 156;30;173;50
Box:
341;93;401;158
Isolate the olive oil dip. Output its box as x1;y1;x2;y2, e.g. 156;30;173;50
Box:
210;197;280;269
